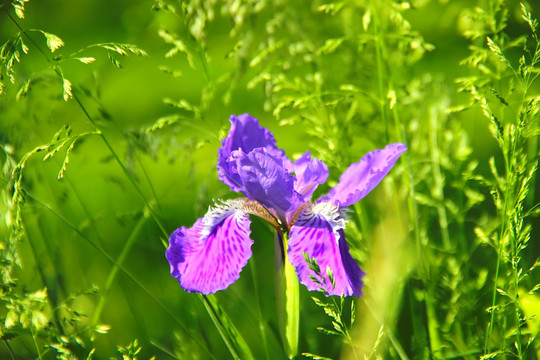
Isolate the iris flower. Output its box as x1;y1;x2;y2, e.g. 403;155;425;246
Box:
166;114;406;297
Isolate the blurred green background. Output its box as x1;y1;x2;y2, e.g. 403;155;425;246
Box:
1;0;539;359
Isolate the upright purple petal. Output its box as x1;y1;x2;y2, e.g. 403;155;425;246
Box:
288;202;364;297
165;200;253;294
292;151;329;199
230;148;296;214
218;114;292;192
324;143;407;207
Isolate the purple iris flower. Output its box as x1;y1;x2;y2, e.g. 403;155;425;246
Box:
166;114;406;297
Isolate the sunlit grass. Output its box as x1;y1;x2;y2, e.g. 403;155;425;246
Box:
0;0;539;359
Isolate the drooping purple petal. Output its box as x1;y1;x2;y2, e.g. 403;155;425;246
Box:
292;151;329;199
288;202;364;297
324;143;407;208
229;148;297;215
218;114;292;192
165;200;253;294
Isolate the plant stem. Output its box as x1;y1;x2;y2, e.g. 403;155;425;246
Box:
200;294;255;360
275;232;299;359
248;260;272;360
428;103;451;251
91;213;147;328
372;2;389;143
3;340;16;360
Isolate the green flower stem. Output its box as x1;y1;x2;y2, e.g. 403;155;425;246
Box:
275;232;299;359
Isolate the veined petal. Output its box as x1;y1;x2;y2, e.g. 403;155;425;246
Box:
218;114;292;192
288;202;364;297
165;200;253;294
324;143;407;207
230;148;296;214
292;151;329;199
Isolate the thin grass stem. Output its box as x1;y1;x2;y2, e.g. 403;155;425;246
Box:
372;2;389;143
428;105;451;251
23;218;65;337
2;340;16;360
200;294;255;360
247;260;272;360
364;300;410;360
30;328;42;360
23;190;217;360
91;213;147;328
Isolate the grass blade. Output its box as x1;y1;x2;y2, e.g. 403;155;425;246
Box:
200;294;255;360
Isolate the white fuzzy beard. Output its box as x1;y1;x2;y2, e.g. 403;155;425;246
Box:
200;199;246;239
304;201;347;244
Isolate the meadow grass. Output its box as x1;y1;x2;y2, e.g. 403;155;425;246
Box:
0;0;539;359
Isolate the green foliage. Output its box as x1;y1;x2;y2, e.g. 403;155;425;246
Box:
302;253;362;360
455;2;540;358
304;253;355;337
0;0;539;359
114;339;156;360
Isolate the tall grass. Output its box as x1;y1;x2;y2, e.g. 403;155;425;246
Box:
0;0;538;359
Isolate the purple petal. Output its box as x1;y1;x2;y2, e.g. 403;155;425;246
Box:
288;202;364;297
292;151;329;199
165;201;253;294
230;148;296;214
324;143;407;207
218;114;292;192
